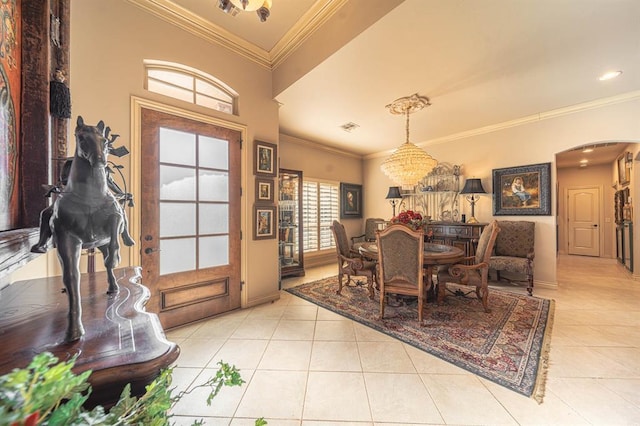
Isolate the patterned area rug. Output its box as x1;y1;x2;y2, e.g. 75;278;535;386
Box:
286;276;554;403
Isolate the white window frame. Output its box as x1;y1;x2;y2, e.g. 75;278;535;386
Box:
144;60;238;115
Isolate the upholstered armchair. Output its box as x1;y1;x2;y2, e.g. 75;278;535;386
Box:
437;221;500;313
377;224;425;323
489;220;535;296
330;220;377;299
351;218;385;251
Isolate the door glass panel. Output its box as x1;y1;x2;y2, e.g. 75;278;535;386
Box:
200;170;228;201
199;236;229;268
160;166;196;200
199;136;228;170
160;238;196;275
160;128;196;166
199;204;228;234
160;202;196;237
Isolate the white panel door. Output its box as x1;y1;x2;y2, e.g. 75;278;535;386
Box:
567;187;600;256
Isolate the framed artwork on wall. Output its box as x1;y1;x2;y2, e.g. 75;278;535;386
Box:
617;152;631;186
340;182;362;218
492;162;551;216
253;205;276;240
255;178;274;204
254;140;277;177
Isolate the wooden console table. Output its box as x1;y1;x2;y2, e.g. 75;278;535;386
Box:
0;267;179;408
426;222;486;257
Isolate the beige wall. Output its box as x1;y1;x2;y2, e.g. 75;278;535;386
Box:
11;0;640;298
365;97;640;287
12;0;282;307
279;133;364;265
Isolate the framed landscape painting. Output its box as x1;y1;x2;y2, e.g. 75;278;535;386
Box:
493;162;551;216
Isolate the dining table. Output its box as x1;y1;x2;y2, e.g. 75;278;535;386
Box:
358;241;466;302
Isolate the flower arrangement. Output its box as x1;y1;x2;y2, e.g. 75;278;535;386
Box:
390;210;429;231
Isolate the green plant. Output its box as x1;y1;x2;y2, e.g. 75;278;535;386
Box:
0;352;266;426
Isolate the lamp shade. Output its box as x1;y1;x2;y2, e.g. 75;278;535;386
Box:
385;186;403;200
460;178;487;194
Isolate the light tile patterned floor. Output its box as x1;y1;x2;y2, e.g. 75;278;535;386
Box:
167;255;640;425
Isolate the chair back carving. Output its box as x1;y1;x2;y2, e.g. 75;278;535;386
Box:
438;220;500;313
475;220;500;264
364;218;385;241
332;220;353;258
377;224;425;322
330;220;376;299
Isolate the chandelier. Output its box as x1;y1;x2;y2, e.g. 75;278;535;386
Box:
380;94;438;188
218;0;272;22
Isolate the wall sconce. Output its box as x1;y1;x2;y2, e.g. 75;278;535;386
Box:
460;178;487;224
385;186;403;217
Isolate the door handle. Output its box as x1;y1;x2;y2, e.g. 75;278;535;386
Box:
593;224;598;228
144;247;160;254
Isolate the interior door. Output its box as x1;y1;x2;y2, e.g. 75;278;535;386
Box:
140;108;241;329
567;187;600;256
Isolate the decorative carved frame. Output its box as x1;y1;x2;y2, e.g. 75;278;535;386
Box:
492;162;551;216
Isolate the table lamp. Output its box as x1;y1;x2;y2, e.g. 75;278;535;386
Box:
385;186;403;217
460;178;486;224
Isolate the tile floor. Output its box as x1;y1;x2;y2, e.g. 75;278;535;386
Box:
167;255;640;425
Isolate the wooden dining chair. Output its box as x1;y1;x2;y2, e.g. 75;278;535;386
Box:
436;220;500;312
376;224;425;323
330;220;377;299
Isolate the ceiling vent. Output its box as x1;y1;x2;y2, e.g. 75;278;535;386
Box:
340;122;360;133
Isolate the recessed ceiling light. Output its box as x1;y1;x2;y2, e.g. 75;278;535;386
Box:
582;148;594;153
580;164;588;168
580;159;589;164
599;70;622;81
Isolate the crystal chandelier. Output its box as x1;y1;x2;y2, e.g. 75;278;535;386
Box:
380;94;438;188
218;0;272;22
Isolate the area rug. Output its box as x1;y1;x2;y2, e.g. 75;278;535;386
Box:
286;277;554;403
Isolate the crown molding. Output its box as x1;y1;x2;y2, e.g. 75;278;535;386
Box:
125;0;347;70
125;0;271;68
270;0;349;69
280;133;363;160
366;90;640;160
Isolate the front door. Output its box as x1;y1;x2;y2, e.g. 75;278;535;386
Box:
140;108;241;329
567;187;600;257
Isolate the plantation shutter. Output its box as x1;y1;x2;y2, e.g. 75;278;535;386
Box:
319;183;339;249
302;181;319;251
302;180;339;252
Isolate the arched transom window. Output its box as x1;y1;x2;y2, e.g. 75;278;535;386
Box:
144;60;237;115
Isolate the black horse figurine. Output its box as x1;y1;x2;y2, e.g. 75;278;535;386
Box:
32;116;134;342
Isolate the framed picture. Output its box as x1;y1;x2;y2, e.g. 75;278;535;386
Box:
255;178;274;204
617;152;631;186
492;162;551;216
253;205;276;240
340;182;362;218
254;140;277;177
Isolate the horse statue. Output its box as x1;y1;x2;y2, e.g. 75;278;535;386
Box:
32;116;135;342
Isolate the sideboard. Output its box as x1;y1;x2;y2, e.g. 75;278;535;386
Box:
426;222;487;257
